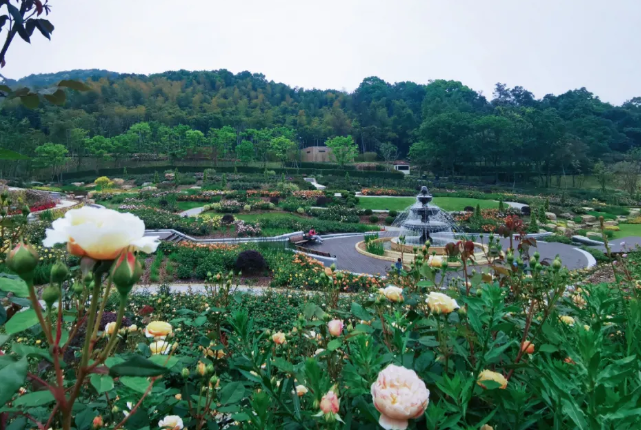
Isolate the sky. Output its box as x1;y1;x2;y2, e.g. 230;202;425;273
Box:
4;0;641;105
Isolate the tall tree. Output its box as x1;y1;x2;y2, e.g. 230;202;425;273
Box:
325;135;358;166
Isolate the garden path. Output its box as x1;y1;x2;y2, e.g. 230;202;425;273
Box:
307;233;595;275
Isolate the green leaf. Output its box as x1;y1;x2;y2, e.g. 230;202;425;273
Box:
5;309;40;334
7;4;23;25
561;398;588;430
34;19;54;40
57;80;92;91
484;341;514;364
0;356;28;405
273;357;294;373
119;376;149;394
109;355;169;377
218;381;245;405
0;334;9;348
327;339;342;351
148;354;179;369
11;343;52;362
90;374;114;394
12;390;55;407
193;315;207;326
43;88;66;105
0;277;30;298
418;336;440;347
350;302;373;321
0;305;6;325
20;93;39;109
539;344;558;353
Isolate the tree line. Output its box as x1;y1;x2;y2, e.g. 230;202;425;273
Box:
1;69;641;183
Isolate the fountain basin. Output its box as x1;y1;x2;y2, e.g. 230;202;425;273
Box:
356;237;490;267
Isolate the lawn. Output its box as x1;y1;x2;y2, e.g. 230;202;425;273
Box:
613;224;641;239
357;196;499;212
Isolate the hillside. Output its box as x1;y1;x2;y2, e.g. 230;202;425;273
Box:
1;68;640;182
1;69;121;88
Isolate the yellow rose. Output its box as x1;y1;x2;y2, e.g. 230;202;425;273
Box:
145;321;173;339
382;285;404;302
477;369;508;389
560;315;575;326
428;256;443;268
104;322;117;336
426;292;459;314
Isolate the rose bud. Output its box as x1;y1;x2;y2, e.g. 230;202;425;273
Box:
111;251;142;297
7;242;38;279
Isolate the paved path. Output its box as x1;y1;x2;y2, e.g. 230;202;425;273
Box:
591;236;641;253
180;207;205;217
304;233;592;275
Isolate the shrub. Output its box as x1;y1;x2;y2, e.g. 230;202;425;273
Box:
520;205;531;216
243;204;252;212
316;196;331;207
234;250;267;275
364;208;373;216
369;215;379;223
297;207;305;214
464;206;474;212
221;214;235;224
573;216;584;223
385;216;395;225
269;196;280;205
388;210;398;217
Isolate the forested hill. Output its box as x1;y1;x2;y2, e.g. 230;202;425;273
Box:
1;69;121;89
1;68;641;178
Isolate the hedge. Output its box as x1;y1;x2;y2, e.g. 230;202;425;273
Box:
54;165;405;181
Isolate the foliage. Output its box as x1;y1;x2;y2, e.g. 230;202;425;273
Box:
325;135;358;166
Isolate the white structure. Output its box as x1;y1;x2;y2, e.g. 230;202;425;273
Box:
393;162;410;175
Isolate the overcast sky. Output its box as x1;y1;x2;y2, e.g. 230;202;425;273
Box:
4;0;641;105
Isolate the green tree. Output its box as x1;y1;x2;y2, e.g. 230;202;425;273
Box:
270;136;296;166
378;142;398;168
235;140;255;165
34;143;68;181
593;161;612;193
325;135;358;166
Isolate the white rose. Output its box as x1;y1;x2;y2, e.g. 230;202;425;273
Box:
158;415;183;430
42;206;159;260
371;364;429;429
426;292;459;314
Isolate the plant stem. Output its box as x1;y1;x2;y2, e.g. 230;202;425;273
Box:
27;280;54;344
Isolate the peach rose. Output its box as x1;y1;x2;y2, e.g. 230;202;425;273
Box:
295;385;308;397
158;415;183;430
521;341;534;354
477;370;508;389
42;206;159;260
425;292;459;314
327;319;344;337
428;256;443;268
371;364;429;430
272;332;286;345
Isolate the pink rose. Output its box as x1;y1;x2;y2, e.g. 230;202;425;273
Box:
327;319;344;337
371;364;429;429
319;390;340;414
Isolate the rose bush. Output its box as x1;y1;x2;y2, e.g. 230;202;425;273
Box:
1;208;641;430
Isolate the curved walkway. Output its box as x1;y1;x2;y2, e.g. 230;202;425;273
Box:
305;233;596;275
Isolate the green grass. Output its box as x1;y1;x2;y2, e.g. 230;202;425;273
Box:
613;224;641;239
357;196;499;212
